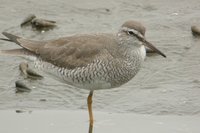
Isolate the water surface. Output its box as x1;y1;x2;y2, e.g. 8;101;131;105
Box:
0;0;200;116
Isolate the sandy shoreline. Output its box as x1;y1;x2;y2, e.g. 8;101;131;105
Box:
0;110;199;133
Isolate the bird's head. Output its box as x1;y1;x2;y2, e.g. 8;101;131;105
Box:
119;20;166;58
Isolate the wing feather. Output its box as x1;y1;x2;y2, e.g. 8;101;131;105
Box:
1;32;119;69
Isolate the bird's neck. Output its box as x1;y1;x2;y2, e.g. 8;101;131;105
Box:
118;43;146;60
137;45;146;61
116;33;146;61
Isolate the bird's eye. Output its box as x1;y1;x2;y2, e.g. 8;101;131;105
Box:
127;31;134;35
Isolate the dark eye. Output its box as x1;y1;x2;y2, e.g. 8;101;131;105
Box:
127;31;134;35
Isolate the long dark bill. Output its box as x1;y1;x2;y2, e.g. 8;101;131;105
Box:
134;33;166;58
143;39;166;58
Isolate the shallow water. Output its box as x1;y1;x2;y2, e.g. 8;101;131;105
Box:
1;111;200;133
0;0;200;115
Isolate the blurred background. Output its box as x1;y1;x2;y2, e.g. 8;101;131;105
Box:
0;0;200;116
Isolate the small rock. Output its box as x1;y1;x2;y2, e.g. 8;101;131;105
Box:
191;25;200;36
21;14;36;27
16;110;25;113
26;68;43;80
19;62;43;80
16;110;32;113
15;80;31;93
21;14;57;31
105;8;110;12
31;18;56;31
19;62;28;76
39;99;47;102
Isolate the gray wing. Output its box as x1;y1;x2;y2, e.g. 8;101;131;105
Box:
1;32;117;69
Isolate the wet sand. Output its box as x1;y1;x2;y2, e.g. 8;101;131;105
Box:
0;110;199;133
0;0;200;132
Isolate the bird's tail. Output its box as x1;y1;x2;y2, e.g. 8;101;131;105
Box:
0;32;21;45
0;32;36;58
0;48;35;57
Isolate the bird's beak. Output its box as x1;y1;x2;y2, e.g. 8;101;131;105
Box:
135;34;166;58
126;29;166;58
142;39;166;58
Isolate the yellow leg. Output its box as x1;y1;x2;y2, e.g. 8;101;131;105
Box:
87;90;94;133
